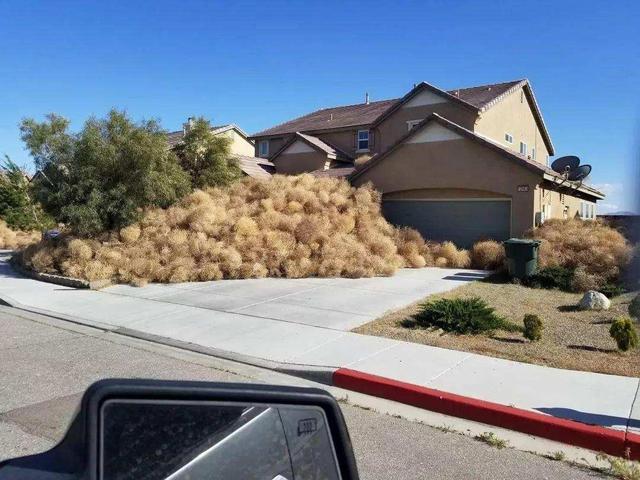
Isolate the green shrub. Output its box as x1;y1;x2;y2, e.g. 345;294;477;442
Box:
21;111;191;236
523;314;543;342
599;283;626;299
609;317;639;352
629;293;640;319
522;266;574;291
414;297;521;334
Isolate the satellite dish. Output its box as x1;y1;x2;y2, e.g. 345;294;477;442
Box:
551;155;580;174
568;164;591;182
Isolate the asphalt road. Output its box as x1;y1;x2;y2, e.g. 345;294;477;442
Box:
0;307;605;479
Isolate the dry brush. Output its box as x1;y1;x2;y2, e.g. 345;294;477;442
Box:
21;175;471;285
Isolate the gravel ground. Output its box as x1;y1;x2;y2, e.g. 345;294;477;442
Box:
354;281;639;377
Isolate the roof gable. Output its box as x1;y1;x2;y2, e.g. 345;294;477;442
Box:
271;132;352;163
352;113;550;182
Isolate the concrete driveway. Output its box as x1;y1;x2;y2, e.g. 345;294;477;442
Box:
103;268;487;331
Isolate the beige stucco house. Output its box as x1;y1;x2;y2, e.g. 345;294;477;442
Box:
168;121;274;179
249;80;604;247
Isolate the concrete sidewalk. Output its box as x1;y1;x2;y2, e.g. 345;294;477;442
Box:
0;253;638;439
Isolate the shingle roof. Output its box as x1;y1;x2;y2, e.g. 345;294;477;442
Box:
251;81;530;138
449;80;525;110
234;155;274;179
251;99;397;138
311;167;355;178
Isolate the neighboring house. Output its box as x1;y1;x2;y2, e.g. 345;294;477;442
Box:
168;120;274;178
249;80;604;247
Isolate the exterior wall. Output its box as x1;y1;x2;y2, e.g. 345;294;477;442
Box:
316;129;364;157
216;129;255;157
272;140;328;174
375;94;477;154
254;136;289;158
535;186;594;224
475;87;551;165
352;133;541;237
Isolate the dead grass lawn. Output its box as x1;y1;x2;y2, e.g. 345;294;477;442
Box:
353;280;639;377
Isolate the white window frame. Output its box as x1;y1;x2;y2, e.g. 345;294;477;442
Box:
258;140;269;157
519;141;527;155
406;119;422;131
356;129;370;152
531;147;536;160
504;133;513;144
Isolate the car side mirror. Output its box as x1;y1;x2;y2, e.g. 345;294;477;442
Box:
0;379;359;480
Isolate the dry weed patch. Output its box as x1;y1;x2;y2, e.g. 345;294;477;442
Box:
0;220;40;249
21;175;471;284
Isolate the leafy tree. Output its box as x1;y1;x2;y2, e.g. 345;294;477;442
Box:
174;117;242;189
21;110;191;236
0;155;54;231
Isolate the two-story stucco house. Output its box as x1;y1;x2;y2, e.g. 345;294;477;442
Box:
249;80;604;247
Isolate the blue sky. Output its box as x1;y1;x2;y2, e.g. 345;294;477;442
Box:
1;0;638;212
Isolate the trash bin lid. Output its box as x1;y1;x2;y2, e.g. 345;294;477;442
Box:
503;238;541;246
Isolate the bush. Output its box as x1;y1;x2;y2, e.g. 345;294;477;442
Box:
414;297;521;334
21;111;191;236
173;117;242;189
522;266;574;291
609;317;639;352
629;294;640;319
21;175;472;283
527;219;632;290
523;314;543;341
599;283;626;299
0;155;54;231
470;240;505;270
0;220;40;249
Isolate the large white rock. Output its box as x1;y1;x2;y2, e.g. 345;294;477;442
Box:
579;291;611;311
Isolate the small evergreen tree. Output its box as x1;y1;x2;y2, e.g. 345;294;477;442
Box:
174;117;242;189
21;110;191;236
0;155;54;231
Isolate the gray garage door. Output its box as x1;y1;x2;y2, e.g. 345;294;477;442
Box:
382;199;511;248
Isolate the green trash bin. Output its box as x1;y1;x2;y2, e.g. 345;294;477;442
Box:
503;238;541;280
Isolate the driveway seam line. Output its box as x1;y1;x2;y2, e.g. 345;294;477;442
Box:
227;284;329;311
426;353;474;385
342;342;400;369
95;289;358;332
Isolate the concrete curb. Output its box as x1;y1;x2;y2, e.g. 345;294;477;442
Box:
333;367;640;460
8;255;111;290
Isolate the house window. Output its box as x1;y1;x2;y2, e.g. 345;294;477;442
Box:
407;119;422;131
357;130;370;151
504;133;513;144
258;140;269;157
519;142;527;155
580;202;595;220
531;148;536;160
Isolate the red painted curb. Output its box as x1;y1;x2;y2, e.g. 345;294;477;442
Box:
333;368;638;460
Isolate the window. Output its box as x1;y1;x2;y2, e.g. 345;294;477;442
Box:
407;119;422;131
519;142;527;155
357;130;370;151
258;140;269;157
504;133;513;144
531;148;536;160
580;202;595;220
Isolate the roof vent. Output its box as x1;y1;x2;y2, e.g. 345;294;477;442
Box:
365;92;370;105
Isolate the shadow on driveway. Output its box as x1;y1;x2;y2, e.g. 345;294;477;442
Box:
536;407;639;429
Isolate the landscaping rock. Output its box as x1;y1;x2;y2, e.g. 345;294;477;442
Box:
578;291;611;311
